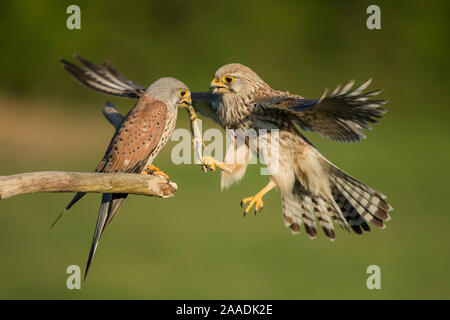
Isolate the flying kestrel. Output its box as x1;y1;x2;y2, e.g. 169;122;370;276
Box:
60;56;392;240
59;56;192;277
202;64;392;239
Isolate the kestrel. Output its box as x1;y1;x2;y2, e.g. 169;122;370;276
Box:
59;56;192;277
201;63;392;239
59;56;392;241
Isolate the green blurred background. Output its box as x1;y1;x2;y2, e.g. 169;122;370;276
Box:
0;0;449;299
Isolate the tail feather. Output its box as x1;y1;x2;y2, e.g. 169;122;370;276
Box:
104;194;128;228
332;187;370;235
51;192;86;228
281;156;392;239
282;191;341;239
333;180;385;228
85;193;111;280
332;189;366;227
301;196;317;239
84;193;127;280
315;197;336;241
320;157;393;233
333;168;388;201
327;197;351;232
281;194;302;234
341;178;391;220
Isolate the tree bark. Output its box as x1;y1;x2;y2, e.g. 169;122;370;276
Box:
0;101;178;201
0;171;177;200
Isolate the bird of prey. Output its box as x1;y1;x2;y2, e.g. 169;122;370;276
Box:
202;63;392;239
59;56;192;277
60;56;392;240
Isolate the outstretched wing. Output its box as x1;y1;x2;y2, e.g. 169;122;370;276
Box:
191;91;222;125
255;79;388;142
61;55;223;125
60;54;146;98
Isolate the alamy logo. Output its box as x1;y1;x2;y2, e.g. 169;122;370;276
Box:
66;265;81;289
366;265;381;290
170;127;280;175
66;5;81;30
366;5;381;30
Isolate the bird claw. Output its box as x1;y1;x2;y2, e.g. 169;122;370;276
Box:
195;158;208;173
143;165;170;181
202;156;217;172
241;194;264;216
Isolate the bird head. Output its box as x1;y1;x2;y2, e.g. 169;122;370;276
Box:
209;63;267;97
145;77;191;109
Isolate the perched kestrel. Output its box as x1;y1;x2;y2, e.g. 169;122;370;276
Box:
59;56;192;277
59;56;392;241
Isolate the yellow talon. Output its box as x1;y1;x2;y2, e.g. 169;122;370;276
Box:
154;171;170;180
241;193;264;214
240;182;275;215
202;156;217;172
144;165;170;180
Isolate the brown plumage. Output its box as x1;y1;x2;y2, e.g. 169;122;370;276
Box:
58;56;192;278
58;56;393;242
201;63;392;241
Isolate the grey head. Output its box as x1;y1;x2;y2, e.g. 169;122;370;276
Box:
145;77;191;108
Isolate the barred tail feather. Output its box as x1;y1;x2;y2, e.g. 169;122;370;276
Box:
281;159;391;239
322;159;393;233
282;191;343;240
281;194;302;234
315;197;336;241
339;178;391;221
301;195;317;239
60;54;146;98
332;187;370;235
334;181;384;228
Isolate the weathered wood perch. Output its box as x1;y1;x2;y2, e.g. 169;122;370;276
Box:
0;171;177;200
0;101;179;201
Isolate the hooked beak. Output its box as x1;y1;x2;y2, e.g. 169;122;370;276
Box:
181;94;192;107
209;78;227;93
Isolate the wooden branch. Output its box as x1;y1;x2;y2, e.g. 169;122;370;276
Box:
0;171;177;200
0;102;182;201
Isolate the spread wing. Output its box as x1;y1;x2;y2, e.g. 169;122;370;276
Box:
191;91;222;125
254;79;388;142
60;54;146;98
61;55;223;125
99;95;168;174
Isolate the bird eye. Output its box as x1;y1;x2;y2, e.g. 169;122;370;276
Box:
222;76;234;84
179;90;187;97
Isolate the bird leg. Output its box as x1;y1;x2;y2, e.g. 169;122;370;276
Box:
202;156;237;174
141;164;170;181
241;181;276;216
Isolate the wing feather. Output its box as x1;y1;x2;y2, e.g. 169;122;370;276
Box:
100;96;168;174
60;54;146;98
254;80;388;142
191;92;222;125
